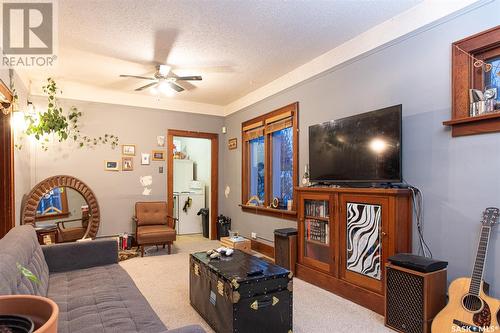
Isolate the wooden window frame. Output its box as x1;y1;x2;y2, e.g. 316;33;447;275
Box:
241;102;299;220
443;25;500;137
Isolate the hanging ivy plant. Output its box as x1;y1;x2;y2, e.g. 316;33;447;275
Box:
21;78;119;151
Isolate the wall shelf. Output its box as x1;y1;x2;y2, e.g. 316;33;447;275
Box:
443;111;500;137
447;25;500;137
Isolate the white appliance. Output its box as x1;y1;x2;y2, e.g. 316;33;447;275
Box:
173;159;194;192
173;160;206;235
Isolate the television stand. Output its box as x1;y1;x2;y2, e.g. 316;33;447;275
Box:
295;185;412;315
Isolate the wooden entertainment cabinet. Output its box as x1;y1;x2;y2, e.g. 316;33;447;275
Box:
295;186;412;315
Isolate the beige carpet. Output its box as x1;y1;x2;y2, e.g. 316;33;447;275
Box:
120;235;393;333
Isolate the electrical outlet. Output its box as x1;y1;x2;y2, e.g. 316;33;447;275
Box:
251;232;257;239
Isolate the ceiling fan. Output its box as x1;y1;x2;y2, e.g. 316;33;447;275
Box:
120;64;202;93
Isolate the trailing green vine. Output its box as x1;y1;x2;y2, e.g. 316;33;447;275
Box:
19;78;119;151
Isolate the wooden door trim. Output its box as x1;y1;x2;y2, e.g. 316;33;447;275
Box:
0;80;14;239
167;129;219;240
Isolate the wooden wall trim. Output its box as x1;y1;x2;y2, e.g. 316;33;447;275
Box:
250;239;275;259
0;79;14;239
0;112;14;238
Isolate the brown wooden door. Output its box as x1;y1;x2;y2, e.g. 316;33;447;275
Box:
0;111;14;238
298;192;334;273
339;194;389;294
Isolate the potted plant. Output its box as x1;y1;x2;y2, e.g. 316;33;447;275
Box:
0;265;58;333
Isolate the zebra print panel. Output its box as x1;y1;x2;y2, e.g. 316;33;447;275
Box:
346;202;382;280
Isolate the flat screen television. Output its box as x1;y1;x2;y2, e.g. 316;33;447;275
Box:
308;105;402;183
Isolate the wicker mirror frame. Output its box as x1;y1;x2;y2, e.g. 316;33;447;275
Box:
21;175;100;238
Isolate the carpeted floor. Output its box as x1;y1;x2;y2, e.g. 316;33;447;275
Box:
120;235;393;333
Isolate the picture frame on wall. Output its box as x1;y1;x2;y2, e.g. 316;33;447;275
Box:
122;157;134;171
157;135;165;147
141;153;150;165
105;161;119;171
152;150;165;161
122;144;136;156
228;138;237;150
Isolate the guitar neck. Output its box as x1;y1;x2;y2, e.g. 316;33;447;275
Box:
468;225;491;295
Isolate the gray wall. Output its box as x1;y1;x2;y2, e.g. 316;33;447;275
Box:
29;97;224;236
221;1;500;296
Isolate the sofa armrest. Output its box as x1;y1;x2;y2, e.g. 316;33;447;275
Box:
42;238;118;273
160;325;206;333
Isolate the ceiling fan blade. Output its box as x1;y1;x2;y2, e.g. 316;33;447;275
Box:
120;75;156;80
135;82;158;91
168;82;184;92
153;29;177;65
176;76;202;81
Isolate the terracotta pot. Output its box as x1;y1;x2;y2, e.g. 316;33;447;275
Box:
0;295;58;333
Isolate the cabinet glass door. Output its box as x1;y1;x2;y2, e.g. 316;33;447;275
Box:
302;198;331;271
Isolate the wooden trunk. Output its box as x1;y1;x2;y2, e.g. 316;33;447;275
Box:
190;251;293;333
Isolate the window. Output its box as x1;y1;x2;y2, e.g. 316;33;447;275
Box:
241;103;298;219
272;127;293;209
249;136;265;203
36;187;69;221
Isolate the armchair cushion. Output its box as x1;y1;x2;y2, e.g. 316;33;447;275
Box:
136;225;175;245
57;226;86;243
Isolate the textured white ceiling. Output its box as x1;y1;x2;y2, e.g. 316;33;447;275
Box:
23;0;423;111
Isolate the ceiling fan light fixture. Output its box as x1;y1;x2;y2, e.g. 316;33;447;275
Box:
158;80;175;96
158;64;171;76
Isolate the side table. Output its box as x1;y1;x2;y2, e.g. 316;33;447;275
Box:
35;226;58;245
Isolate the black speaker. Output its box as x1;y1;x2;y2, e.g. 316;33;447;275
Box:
385;263;447;333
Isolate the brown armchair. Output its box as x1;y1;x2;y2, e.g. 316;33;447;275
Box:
133;201;177;257
56;210;90;242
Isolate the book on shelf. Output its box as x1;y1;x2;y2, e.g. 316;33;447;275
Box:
304;200;329;218
305;218;329;245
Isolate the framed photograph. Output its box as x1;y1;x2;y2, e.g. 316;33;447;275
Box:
122;157;134;171
152;150;165;161
105;160;119;171
228;138;237;150
157;135;165;147
141;153;150;165
122;144;136;156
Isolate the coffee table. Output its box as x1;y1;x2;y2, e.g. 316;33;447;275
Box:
190;250;293;333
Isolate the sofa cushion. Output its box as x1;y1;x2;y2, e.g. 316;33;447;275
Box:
0;225;49;296
48;264;167;333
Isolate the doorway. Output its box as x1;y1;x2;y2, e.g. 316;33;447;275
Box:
167;130;218;240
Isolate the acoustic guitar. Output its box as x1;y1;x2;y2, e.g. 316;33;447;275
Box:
432;207;500;333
